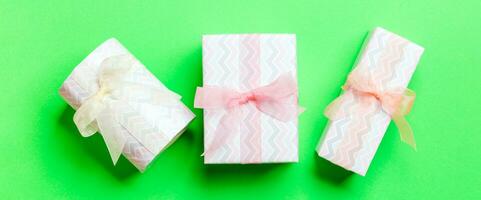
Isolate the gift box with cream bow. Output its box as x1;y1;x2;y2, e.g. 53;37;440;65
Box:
59;38;195;172
195;34;302;164
316;27;424;175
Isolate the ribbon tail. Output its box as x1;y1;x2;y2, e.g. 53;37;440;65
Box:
392;88;416;150
401;88;416;115
202;108;240;157
392;114;417;150
96;109;127;165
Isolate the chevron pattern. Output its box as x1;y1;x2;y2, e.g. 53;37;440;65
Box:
203;35;239;163
202;34;298;163
59;38;195;171
239;34;262;163
317;27;424;175
260;35;298;162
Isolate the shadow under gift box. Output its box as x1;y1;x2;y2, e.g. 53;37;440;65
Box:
316;27;424;176
59;38;195;172
200;34;300;164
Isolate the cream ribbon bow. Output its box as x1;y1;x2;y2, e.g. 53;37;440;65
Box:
73;54;180;164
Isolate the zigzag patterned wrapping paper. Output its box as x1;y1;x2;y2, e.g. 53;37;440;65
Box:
316;27;424;175
202;34;299;164
59;38;195;171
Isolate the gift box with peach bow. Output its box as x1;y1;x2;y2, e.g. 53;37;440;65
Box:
316;27;424;175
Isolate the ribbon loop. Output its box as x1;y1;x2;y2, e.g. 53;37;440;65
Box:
72;54;181;164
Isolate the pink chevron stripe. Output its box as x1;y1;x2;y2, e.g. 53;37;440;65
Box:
334;36;408;167
240;34;262;163
374;35;402;89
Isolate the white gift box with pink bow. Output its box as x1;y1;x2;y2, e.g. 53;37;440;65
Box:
196;34;301;164
59;38;195;171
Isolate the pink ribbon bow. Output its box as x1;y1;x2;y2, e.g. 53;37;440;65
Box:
324;70;417;150
194;73;303;160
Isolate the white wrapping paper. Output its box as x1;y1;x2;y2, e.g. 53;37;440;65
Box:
59;38;195;171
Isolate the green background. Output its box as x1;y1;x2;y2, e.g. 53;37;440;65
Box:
1;0;480;199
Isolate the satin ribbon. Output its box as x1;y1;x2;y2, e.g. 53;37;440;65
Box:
73;54;181;164
324;70;417;150
194;73;303;159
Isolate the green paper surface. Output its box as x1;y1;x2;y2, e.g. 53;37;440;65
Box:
0;0;480;199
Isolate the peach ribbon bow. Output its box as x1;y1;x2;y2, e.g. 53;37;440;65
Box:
324;71;417;150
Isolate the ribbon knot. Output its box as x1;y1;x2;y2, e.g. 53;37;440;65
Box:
72;54;181;164
194;73;303;159
325;71;417;150
230;92;256;107
93;84;111;100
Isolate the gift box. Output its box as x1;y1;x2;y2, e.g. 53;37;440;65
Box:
59;38;195;172
316;27;424;175
195;34;301;164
